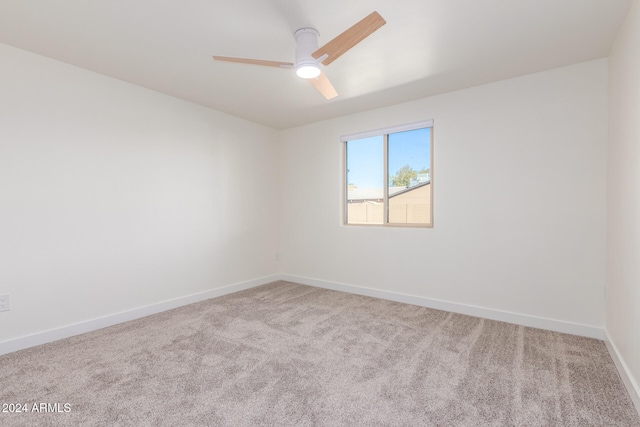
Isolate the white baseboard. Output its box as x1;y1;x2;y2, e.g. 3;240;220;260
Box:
604;331;640;416
281;274;605;340
0;274;281;356
1;273;606;354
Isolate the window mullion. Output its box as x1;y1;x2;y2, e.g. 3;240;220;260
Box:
383;133;389;225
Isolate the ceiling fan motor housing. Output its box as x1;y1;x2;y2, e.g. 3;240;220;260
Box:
294;28;321;78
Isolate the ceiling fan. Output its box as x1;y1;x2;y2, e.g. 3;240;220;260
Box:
213;11;386;100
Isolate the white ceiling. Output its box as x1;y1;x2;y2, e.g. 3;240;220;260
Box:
0;0;632;130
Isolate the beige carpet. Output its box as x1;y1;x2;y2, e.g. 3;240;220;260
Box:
1;281;638;426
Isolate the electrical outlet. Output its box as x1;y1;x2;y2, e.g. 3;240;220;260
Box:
0;294;10;312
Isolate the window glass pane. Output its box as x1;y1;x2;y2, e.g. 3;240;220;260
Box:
387;128;431;224
346;135;384;224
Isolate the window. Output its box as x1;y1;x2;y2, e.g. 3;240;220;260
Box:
343;120;433;227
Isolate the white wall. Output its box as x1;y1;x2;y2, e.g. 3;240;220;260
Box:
279;59;608;329
607;0;640;403
0;41;613;352
0;43;279;343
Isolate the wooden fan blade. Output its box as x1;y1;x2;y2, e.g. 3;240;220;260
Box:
312;11;386;66
308;72;338;100
213;56;293;68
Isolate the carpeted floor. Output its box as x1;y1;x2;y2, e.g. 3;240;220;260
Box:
1;281;638;426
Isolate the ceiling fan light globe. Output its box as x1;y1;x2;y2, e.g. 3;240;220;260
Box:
296;65;321;79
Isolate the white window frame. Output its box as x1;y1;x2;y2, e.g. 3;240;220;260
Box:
341;119;434;228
